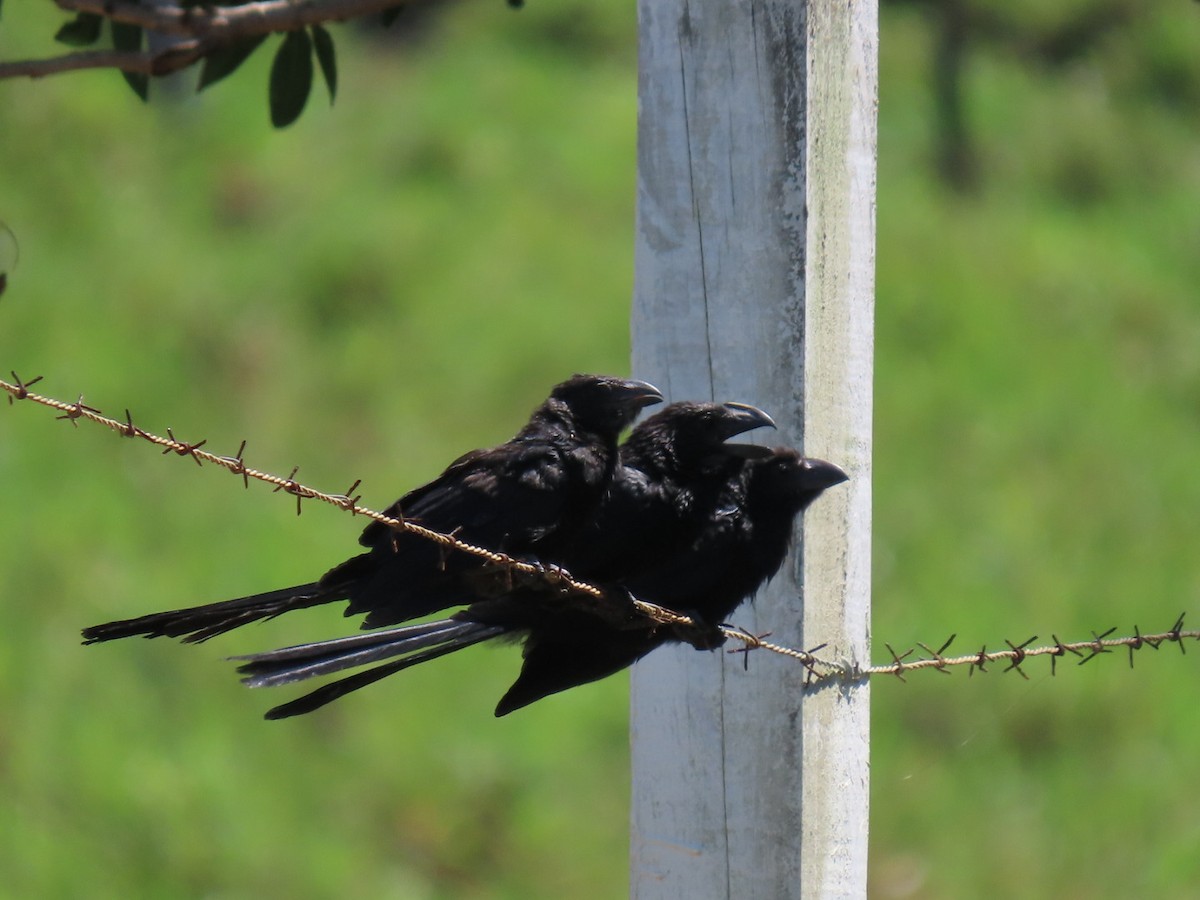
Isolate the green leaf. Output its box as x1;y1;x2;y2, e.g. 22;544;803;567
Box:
269;30;313;129
198;34;268;92
54;12;102;47
311;25;337;104
111;21;149;102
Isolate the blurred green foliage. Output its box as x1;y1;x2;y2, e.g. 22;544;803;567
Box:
1;1;1198;898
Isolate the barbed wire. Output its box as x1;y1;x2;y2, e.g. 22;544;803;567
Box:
0;371;838;668
860;617;1195;681
4;370;1197;686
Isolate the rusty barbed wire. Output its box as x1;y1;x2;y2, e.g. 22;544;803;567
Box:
0;372;837;674
4;372;1197;686
855;615;1198;682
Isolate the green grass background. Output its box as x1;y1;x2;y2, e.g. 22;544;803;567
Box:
1;1;1199;897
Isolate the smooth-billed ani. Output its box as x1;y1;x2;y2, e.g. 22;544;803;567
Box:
237;435;845;719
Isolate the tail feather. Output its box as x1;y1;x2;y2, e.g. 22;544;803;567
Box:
81;582;329;644
230;619;457;668
261;627;506;719
235;619;500;687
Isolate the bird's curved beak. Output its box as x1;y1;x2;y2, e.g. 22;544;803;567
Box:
718;402;777;439
720;443;776;460
623;379;664;409
799;457;849;490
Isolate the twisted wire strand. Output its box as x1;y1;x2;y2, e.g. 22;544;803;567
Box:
5;372;1195;684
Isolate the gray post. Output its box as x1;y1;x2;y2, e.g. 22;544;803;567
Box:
629;1;876;897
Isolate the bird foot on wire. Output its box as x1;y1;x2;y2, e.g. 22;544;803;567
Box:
672;611;729;651
587;586;647;629
491;558;573;594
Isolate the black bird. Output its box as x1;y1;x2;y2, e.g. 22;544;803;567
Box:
494;447;849;713
81;374;663;645
558;399;777;584
237;437;845;719
233;399;778;717
622;447;849;632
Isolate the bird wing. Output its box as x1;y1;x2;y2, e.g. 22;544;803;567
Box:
357;441;577;553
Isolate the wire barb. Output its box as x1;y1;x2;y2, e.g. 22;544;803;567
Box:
1002;635;1037;679
335;479;363;512
56;394;100;426
1168;613;1187;655
216;440;250;488
120;409;143;439
162;427;207;466
1049;633;1082;675
1078;626;1117;665
6;371;43;404
883;643;914;681
916;635;955;675
725;626;772;671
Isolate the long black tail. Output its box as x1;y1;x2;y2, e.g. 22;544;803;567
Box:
233;618;509;719
81;582;332;645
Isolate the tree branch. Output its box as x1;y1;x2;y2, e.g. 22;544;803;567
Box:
54;0;413;40
0;0;419;84
0;43;204;80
